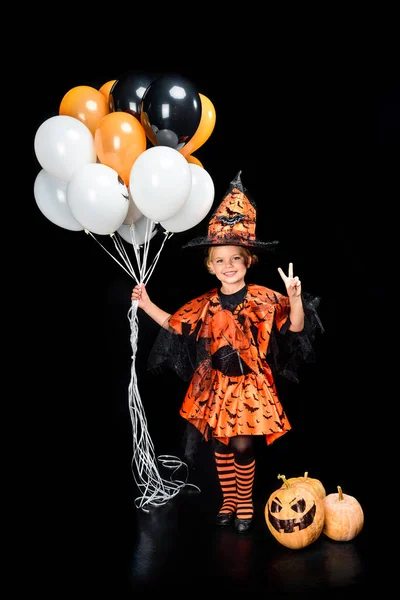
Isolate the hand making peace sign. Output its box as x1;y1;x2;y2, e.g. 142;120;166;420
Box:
277;263;302;299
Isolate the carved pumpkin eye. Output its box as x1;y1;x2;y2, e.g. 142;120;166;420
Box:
270;496;306;514
291;498;306;513
270;500;282;513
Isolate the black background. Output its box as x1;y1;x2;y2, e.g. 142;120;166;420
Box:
25;26;396;593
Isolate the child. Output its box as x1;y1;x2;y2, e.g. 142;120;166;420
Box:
131;171;323;533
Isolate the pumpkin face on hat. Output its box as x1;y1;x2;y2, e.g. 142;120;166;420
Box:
265;474;325;549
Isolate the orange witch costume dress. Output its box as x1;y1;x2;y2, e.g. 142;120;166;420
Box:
172;283;293;445
148;282;323;453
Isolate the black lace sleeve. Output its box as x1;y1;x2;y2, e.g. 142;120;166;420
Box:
147;320;208;382
268;291;325;383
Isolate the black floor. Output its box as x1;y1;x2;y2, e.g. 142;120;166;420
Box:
29;435;374;597
131;498;371;596
129;465;372;596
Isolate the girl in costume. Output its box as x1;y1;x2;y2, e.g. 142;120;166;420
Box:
131;171;323;533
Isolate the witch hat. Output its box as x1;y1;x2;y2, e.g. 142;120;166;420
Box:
182;171;278;250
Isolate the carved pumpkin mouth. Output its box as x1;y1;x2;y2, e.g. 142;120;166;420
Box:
268;502;317;533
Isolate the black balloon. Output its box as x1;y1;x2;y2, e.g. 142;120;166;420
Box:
140;74;202;150
109;71;161;120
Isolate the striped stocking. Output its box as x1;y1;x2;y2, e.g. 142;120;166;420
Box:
214;451;237;515
234;458;255;520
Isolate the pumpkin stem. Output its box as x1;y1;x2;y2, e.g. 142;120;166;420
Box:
277;474;290;488
304;472;308;479
337;485;344;501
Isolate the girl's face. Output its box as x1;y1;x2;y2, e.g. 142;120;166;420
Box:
207;246;250;292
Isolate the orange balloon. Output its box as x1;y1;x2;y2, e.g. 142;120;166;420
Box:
99;80;116;104
186;155;203;168
94;112;147;185
59;85;109;135
179;94;216;158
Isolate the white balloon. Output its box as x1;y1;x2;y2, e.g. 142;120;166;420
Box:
34;169;83;231
124;189;143;225
160;164;215;233
67;163;129;235
117;217;159;247
34;115;97;182
129;146;192;222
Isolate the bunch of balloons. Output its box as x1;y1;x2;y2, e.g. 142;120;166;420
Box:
33;72;217;241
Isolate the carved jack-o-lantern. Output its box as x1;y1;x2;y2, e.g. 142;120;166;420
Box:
265;474;325;549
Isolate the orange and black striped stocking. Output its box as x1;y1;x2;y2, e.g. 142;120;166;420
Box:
214;452;237;514
234;458;255;520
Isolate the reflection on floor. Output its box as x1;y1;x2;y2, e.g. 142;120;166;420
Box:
130;484;370;595
117;444;372;596
33;442;372;596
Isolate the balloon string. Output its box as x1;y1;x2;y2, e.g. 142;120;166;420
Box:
84;229;136;280
86;225;199;510
128;303;200;511
112;232;136;278
144;230;173;285
84;223;169;284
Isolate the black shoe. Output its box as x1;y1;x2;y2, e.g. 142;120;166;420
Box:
216;512;234;526
234;517;253;533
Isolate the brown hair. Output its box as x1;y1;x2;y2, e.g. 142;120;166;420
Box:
205;246;259;274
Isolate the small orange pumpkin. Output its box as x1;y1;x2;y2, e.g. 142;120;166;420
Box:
323;485;364;541
282;471;326;499
265;474;325;549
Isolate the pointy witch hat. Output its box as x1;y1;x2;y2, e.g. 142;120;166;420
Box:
182;170;279;250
